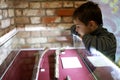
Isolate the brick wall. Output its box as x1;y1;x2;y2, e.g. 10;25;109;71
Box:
0;0;17;65
14;0;86;48
0;0;15;36
13;0;86;30
16;29;73;48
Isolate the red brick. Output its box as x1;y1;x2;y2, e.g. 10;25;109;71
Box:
42;2;62;8
15;17;30;24
63;1;74;7
13;1;29;8
42;16;61;24
56;9;74;16
63;17;73;23
48;36;72;43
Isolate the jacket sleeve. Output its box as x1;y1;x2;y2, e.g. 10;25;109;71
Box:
82;33;116;53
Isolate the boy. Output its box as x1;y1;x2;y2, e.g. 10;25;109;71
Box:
73;1;116;61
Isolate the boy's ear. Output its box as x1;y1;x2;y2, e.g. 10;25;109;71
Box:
88;21;95;27
88;21;97;31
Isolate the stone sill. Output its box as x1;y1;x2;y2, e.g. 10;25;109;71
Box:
0;28;18;46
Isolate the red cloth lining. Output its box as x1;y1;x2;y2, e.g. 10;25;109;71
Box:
38;49;95;80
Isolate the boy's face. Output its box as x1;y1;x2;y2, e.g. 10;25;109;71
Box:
73;19;92;37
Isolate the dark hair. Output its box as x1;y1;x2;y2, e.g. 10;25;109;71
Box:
73;1;103;26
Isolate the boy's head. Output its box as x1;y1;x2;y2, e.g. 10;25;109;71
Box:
73;1;103;37
73;1;103;26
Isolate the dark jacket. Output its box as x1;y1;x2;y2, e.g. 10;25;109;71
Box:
82;26;116;61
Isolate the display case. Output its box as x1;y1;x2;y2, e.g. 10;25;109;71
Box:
0;47;120;80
